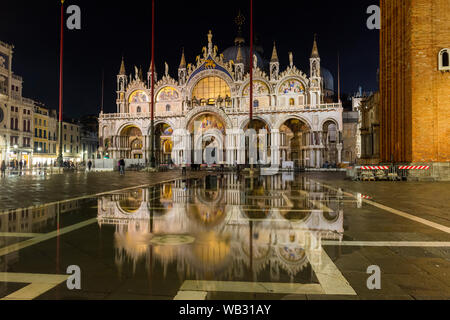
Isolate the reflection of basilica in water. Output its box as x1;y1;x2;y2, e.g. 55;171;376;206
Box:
97;175;344;282
99;14;343;168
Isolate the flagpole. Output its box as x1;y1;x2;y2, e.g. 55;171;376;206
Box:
338;52;341;103
249;0;254;122
101;69;104;113
57;0;65;167
150;0;156;168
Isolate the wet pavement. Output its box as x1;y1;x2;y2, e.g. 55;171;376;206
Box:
0;172;450;300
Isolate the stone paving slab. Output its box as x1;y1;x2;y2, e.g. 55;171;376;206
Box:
309;172;450;228
0;170;207;211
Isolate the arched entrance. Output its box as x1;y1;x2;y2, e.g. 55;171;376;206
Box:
279;119;311;167
154;123;174;165
322;120;339;166
188;113;226;165
119;126;144;159
244;119;271;166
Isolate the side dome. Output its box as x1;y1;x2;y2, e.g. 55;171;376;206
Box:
322;67;334;93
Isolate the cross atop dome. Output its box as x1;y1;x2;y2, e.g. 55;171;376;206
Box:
234;10;245;45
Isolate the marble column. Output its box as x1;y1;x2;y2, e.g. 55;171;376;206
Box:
271;129;281;168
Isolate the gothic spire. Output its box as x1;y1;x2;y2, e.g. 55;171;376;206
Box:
271;41;279;62
119;56;126;75
236;45;244;63
179;48;186;69
311;34;320;58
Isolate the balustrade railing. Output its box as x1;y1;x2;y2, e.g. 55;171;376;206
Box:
99;103;342;120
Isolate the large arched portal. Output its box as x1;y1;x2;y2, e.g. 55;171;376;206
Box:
279;119;311;167
119;126;144;159
244;119;271;166
188;113;227;165
322;120;339;166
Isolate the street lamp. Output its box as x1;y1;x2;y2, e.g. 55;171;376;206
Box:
13;145;18;149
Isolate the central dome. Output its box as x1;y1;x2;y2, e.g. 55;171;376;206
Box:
222;45;268;72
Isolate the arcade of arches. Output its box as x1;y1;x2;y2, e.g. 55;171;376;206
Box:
105;114;342;167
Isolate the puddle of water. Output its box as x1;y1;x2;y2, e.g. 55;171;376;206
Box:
2;174;348;298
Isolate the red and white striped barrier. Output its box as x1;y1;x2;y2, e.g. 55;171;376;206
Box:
398;166;430;170
360;194;372;199
360;166;390;170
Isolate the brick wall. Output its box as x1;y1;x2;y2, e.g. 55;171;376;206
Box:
380;0;450;163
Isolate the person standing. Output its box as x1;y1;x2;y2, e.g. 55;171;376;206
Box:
182;161;187;176
1;160;6;178
19;160;23;172
119;159;125;175
88;160;93;172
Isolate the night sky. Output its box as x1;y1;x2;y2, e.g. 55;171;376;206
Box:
0;0;380;117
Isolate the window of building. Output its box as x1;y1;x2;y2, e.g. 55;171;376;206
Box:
289;98;295;106
39;129;42;138
136;106;141;113
11;106;14;112
166;104;171;112
439;48;450;71
192;76;231;105
253;100;259;108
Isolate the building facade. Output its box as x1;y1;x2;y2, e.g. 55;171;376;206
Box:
80;115;99;162
99;29;343;168
58;119;82;163
359;92;380;163
380;0;450;180
0;41;35;168
33;103;58;166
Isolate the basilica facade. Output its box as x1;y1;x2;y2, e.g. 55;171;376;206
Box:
99;30;343;168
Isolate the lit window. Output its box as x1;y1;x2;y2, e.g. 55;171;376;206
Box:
192;77;231;105
290;98;295;106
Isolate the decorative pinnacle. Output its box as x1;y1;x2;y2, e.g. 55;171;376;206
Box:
311;34;320;58
179;48;186;68
119;56;126;75
271;41;279;63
